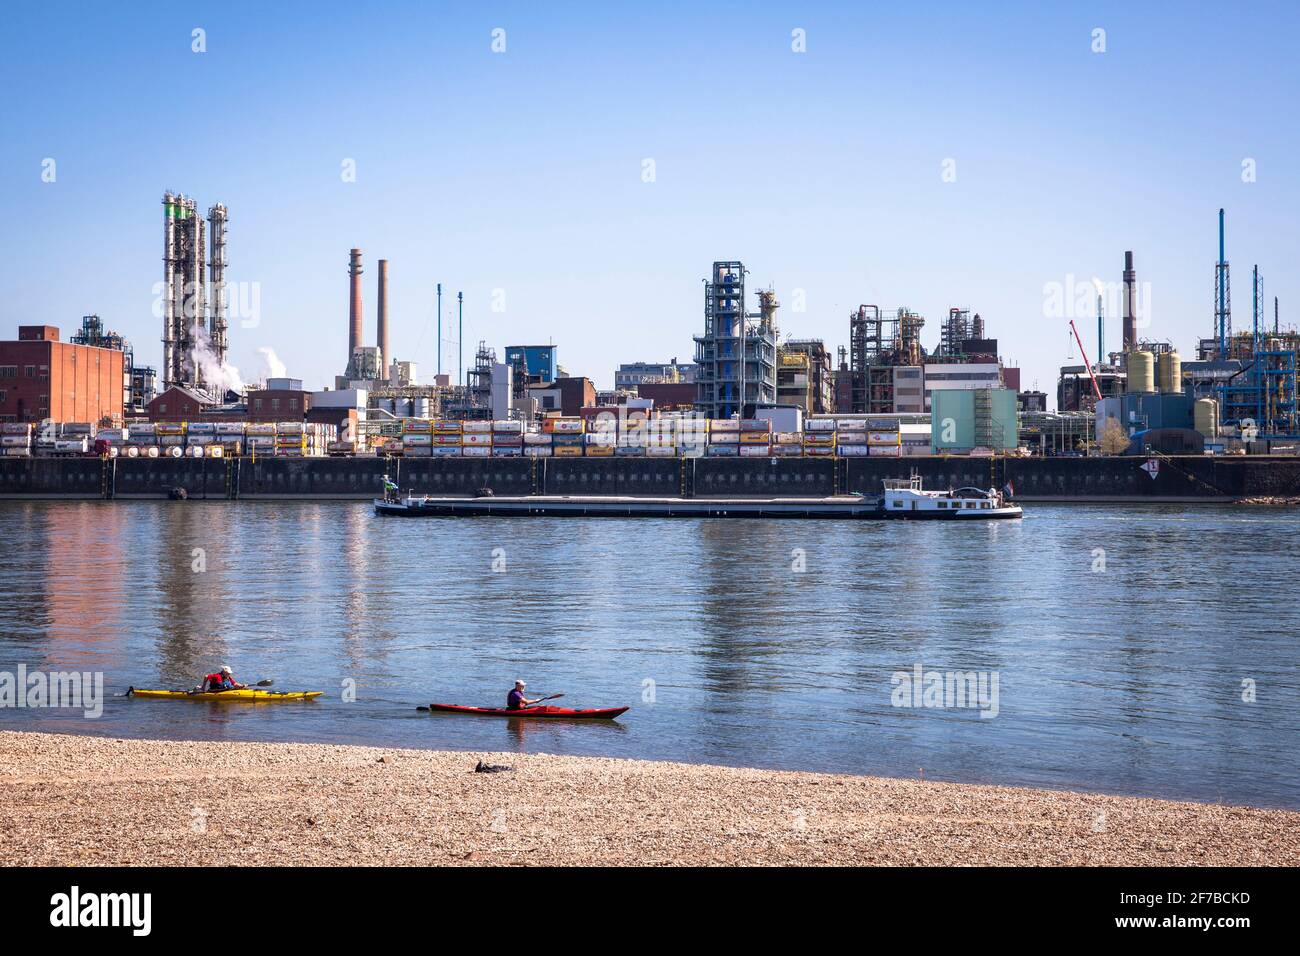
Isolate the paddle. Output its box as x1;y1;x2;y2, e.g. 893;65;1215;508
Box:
416;692;565;712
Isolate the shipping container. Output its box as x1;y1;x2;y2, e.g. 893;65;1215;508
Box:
706;444;740;456
461;433;492;446
739;419;772;433
738;432;771;444
805;418;837;432
432;420;462;434
709;432;739;444
402;434;433;446
645;445;677;457
491;446;522;457
462;420;492;433
462;445;492;457
586;445;616;457
552;418;584;433
523;433;552;445
868;445;901;457
431;446;462;457
867;431;902;445
803;445;835;457
491;420;523;434
771;443;803;457
404;446;433;457
613;445;643;457
553;445;583;457
838;445;870;457
708;419;740;433
739;444;771;457
836;431;868;444
523;446;553;457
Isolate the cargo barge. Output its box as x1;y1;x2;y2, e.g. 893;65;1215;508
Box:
372;477;1023;520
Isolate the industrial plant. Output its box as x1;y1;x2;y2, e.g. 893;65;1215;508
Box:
1;195;1297;468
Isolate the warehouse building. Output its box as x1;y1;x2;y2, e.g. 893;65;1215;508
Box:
0;325;125;425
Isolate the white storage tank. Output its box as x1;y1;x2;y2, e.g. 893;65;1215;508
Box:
1126;350;1156;393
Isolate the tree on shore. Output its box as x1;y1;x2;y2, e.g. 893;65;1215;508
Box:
1099;419;1131;456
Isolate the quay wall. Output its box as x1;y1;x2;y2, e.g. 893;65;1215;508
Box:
2;454;1299;502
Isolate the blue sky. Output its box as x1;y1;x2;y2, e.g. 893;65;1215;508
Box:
1;1;1297;399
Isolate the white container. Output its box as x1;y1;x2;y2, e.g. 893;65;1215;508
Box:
771;443;803;456
523;433;552;445
186;422;216;434
491;447;522;457
402;434;432;446
552;418;584;433
462;420;492;433
838;418;868;431
646;445;677;457
462;445;491;457
214;422;245;436
144;445;160;459
523;446;553;457
431;446;462;457
838;445;870;457
739;445;771;457
708;431;739;444
208;445;224;458
867;431;901;445
836;431;868;444
188;445;205;458
868;445;901;457
53;438;89;453
491;420;523;434
706;444;739;456
805;418;837;432
462;432;492;446
708;419;740;433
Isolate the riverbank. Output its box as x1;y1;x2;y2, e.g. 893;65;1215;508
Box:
1;731;1294;866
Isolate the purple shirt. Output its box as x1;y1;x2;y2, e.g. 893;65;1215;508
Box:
507;689;525;710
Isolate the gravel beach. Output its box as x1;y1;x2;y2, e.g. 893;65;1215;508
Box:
1;730;1294;866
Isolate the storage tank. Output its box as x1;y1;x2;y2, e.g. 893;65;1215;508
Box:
1194;398;1219;438
1126;350;1156;393
1157;351;1182;394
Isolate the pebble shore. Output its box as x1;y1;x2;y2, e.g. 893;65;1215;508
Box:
1;731;1295;866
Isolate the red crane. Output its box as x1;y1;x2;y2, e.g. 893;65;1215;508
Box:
1068;318;1103;402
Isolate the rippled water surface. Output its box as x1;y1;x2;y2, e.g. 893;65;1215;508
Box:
1;500;1296;808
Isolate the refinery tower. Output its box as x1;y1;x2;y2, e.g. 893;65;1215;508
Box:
161;192;229;391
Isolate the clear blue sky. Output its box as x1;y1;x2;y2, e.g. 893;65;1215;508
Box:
2;1;1297;400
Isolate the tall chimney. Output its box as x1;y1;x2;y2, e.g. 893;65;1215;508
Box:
1122;250;1136;351
377;259;389;373
348;249;364;368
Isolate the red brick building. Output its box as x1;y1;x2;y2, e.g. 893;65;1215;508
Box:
637;382;696;410
556;376;596;416
246;387;312;422
0;325;125;424
146;386;220;422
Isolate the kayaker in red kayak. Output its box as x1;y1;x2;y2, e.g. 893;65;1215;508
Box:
507;680;542;710
200;666;245;692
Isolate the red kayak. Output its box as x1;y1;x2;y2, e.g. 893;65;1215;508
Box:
427;703;628;720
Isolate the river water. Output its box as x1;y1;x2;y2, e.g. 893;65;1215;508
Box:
0;500;1296;808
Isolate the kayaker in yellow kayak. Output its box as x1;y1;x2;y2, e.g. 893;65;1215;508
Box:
507;680;542;710
200;666;245;692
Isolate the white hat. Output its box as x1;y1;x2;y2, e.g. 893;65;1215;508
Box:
220;665;232;674
514;679;526;687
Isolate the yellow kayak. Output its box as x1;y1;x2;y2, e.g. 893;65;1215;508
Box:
128;687;323;702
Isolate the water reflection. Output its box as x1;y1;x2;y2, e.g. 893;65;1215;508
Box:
0;500;1297;809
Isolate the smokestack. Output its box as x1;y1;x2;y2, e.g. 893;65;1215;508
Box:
377;259;389;372
348;249;363;367
1122;250;1136;351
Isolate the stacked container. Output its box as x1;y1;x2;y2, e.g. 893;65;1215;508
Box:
867;418;902;457
738;419;772;457
492;420;524;457
0;422;32;457
803;418;836;457
403;419;433;458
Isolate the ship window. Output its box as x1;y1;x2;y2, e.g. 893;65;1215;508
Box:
892;500;902;508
